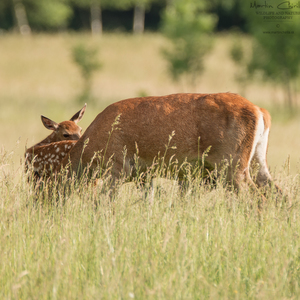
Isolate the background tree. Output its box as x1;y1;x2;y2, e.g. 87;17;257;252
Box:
23;0;72;31
132;0;147;34
209;0;246;31
72;43;102;103
229;31;251;97
130;0;162;34
243;4;300;109
0;0;72;32
71;0;132;35
12;0;31;35
71;0;101;35
161;0;217;87
0;0;249;33
90;0;102;35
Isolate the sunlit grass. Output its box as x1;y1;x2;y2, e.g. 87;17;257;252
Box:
1;148;300;299
0;31;300;299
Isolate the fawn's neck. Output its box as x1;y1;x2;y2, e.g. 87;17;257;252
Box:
34;132;57;147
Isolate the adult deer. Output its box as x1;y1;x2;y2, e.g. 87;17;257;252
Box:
25;104;86;179
57;93;279;192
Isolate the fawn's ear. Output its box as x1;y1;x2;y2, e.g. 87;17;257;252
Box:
70;103;87;124
41;116;59;130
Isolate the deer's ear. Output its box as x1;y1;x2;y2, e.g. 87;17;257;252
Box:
70;103;87;124
41;116;58;130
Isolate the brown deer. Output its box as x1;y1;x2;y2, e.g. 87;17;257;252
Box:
56;93;279;192
26;140;77;179
25;104;86;179
33;103;86;147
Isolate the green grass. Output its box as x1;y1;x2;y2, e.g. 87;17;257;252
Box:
1;150;300;299
0;32;300;299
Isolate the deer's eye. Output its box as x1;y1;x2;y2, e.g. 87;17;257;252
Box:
63;134;70;138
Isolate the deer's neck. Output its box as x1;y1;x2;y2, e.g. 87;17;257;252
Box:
35;132;57;147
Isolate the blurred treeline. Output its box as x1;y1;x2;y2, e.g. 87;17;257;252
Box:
0;0;245;34
1;0;300;109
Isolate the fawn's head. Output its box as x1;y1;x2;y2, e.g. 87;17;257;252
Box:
41;103;86;143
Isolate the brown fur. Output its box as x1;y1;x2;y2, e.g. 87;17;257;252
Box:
25;104;86;179
34;103;86;147
57;93;276;191
25;141;76;179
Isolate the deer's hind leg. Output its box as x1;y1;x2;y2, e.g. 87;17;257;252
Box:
252;128;282;194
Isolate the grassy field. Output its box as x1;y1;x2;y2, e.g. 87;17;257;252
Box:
1;155;300;299
0;32;299;175
0;33;300;299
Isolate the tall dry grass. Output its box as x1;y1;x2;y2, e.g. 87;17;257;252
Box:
0;32;300;299
1;148;300;299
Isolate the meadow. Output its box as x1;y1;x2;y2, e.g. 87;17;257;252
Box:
0;33;300;299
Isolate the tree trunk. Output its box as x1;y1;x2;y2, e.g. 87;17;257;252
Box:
12;0;31;36
284;69;293;110
90;1;102;35
133;4;145;34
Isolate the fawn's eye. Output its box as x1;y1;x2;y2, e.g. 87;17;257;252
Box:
63;134;70;138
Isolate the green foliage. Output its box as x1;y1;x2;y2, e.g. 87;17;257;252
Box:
241;3;300;108
72;43;101;82
70;0;132;10
128;0;162;9
210;0;237;11
247;28;300;82
161;0;217;85
1;146;300;299
229;32;250;96
230;39;244;64
24;0;72;30
72;43;102;103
